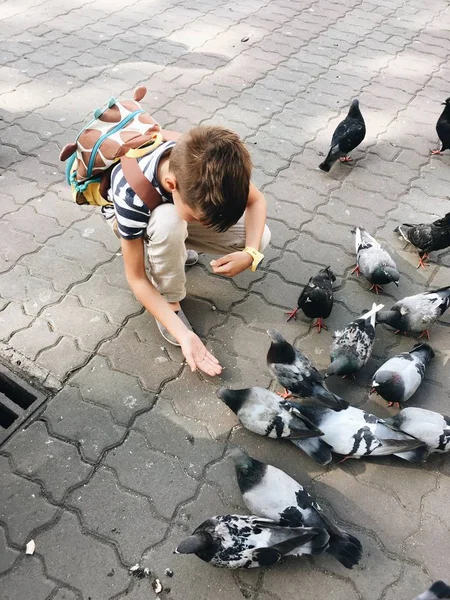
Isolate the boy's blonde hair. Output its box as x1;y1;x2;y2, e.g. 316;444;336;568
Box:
169;125;252;232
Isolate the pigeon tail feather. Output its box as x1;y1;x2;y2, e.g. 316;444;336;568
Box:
327;531;363;569
429;581;450;598
394;443;429;464
291;437;333;465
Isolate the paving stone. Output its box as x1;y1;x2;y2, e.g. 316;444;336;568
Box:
43;385;125;463
0;265;61;316
71;213;121;254
37;511;129;599
36;336;91;383
383;564;433;600
0;455;58;545
104;430;198;519
0;525;19;574
95;255;130;290
67;467;167;564
20;246;90;293
9;318;61;360
28;192;89;229
0;302;33;341
49;588;79;600
3;421;92;503
404;513;450;581
1;556;55;600
48;228;114;271
0;222;40;273
185;265;246;311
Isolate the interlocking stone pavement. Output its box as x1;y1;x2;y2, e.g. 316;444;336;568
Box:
1;0;450;598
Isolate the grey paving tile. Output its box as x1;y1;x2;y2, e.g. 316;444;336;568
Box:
0;525;19;574
1;556;55;600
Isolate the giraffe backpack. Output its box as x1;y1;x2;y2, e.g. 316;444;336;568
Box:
59;86;163;207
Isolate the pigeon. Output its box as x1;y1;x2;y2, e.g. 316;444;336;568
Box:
319;99;366;172
175;515;330;569
286;266;336;333
289;401;428;465
267;329;349;411
216;387;323;439
352;227;399;293
431;97;450;155
413;582;450;600
370;343;434;407
376;285;450;339
325;303;384;379
231;448;363;569
395;212;450;269
385;407;450;454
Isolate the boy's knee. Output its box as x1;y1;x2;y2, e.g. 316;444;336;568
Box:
148;203;187;244
260;224;271;252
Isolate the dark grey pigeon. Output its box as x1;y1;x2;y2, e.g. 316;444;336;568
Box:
216;387;323;439
231;448;362;569
353;227;399;293
431;97;450;155
385;407;450;454
175;515;330;569
287;266;336;333
376;285;450;338
326;303;384;379
413;581;450;600
267;329;349;411
289;401;428;465
395;212;450;269
319;99;366;172
371;343;434;407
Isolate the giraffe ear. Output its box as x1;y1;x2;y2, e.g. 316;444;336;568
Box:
133;86;147;102
59;143;77;161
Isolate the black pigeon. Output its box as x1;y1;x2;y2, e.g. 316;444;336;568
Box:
353;227;399;293
414;581;450;600
431;97;450;155
325;303;384;379
216;387;323;439
231;448;362;569
371;343;434;407
395;212;450;269
290;401;428;465
385;407;450;454
319;99;366;172
267;329;348;411
286;266;336;333
376;285;450;339
175;515;330;569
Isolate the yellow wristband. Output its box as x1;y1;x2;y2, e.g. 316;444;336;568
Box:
243;246;264;272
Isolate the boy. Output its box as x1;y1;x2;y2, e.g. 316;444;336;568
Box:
107;125;270;377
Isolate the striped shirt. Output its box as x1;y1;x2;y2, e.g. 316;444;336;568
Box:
109;141;176;239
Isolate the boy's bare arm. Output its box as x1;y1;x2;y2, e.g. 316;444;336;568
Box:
161;129;182;142
121;237;222;376
211;182;267;277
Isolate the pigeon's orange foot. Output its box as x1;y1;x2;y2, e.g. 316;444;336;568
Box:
418;329;430;340
286;308;299;322
369;283;384;294
417;254;429;269
277;389;293;399
313;317;327;333
394;329;408;336
339;156;353;162
387;401;401;409
338;455;352;464
351;264;361;276
431;149;443;155
341;374;356;380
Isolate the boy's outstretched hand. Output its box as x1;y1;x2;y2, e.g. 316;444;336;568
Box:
180;330;222;376
210;251;253;277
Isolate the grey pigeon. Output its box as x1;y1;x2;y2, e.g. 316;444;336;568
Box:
289;401;428;465
371;343;434;407
395;212;450;269
326;303;384;379
431;97;450;155
267;329;349;411
287;266;336;333
385;407;450;454
353;227;399;293
413;582;450;600
376;285;450;339
175;515;330;569
231;448;362;569
216;387;323;439
319;99;366;172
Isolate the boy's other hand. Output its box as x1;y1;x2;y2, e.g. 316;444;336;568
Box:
210;251;253;277
180;331;222;376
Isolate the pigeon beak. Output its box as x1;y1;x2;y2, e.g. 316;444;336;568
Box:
394;281;399;287
369;388;376;394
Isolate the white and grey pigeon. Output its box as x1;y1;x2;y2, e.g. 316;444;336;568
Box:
319;99;366;172
376;285;450;339
385;407;450;454
371;343;434;407
267;329;349;411
175;515;330;569
413;581;450;600
325;303;384;379
352;227;399;293
216;387;323;439
289;401;428;465
231;448;363;569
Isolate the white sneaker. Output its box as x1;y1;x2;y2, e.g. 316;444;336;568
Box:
185;250;199;267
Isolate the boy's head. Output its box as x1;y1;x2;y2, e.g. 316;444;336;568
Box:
168;125;252;232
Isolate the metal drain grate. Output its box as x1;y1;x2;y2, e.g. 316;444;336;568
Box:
0;364;48;446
